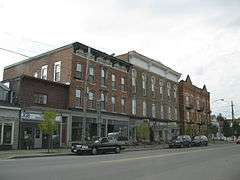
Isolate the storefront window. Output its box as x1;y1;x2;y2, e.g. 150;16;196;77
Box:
3;123;13;144
0;123;2;144
72;120;82;141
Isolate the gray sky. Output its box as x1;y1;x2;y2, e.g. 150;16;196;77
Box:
0;0;240;118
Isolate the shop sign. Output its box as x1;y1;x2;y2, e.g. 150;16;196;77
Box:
21;112;42;121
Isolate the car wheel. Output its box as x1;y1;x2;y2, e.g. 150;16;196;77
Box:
180;144;184;148
188;143;191;148
92;148;98;155
205;142;208;146
115;146;121;154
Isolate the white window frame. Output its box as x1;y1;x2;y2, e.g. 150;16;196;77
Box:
152;103;156;118
0;122;14;145
167;82;171;97
41;65;48;80
53;61;61;82
132;97;136;115
76;64;82;72
160;104;164;119
159;81;163;94
151;76;155;92
143;100;147;116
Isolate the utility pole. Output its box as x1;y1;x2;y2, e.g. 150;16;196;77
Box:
231;101;235;124
81;47;91;143
97;99;102;138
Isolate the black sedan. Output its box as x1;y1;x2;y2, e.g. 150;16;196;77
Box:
191;135;208;146
71;137;121;155
168;135;192;148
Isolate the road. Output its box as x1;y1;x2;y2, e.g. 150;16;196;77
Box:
0;144;239;180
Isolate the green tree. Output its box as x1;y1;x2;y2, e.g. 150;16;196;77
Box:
136;122;150;143
185;126;193;137
232;121;240;138
208;124;218;136
223;121;232;137
39;111;57;153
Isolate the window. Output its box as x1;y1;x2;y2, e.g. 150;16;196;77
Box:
175;108;178;120
41;65;48;80
186;111;190;121
160;104;164;119
143;100;146;116
196;99;200;109
75;63;82;79
101;91;107;110
120;77;125;91
54;61;61;82
75;89;81;108
132;69;137;93
167;82;171;97
112;96;116;112
34;94;47;104
101;67;107;86
173;86;177;98
132;96;136;115
88;91;96;109
34;72;38;78
88;66;95;83
3;123;13;144
168;107;171;120
151;76;155;92
121;97;125;113
142;74;146;96
152;103;156;118
0;90;7;101
186;95;189;105
112;74;116;89
159;80;163;95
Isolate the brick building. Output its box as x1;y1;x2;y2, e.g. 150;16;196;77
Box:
178;75;210;136
3;42;132;146
117;51;181;142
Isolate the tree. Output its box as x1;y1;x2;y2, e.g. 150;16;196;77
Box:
223;121;232;137
208;124;218;137
232;121;240;138
39;111;57;153
136;122;150;143
185;126;193;137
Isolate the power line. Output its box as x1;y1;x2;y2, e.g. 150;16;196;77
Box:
0;47;29;58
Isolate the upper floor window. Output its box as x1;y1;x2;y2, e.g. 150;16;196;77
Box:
101;91;107;110
132;69;137;86
152;103;156;118
0;90;8;101
41;65;48;80
186;111;190;121
159;80;163;95
53;61;61;82
168;106;171;119
142;73;146;96
167;82;171;97
112;96;116;112
120;77;125;91
75;63;82;79
185;95;189;105
132;96;136;115
75;89;81;108
151;76;155;92
112;74;116;89
196;99;200;108
173;86;177;98
101;67;107;86
174;108;178;120
88;65;95;83
34;93;47;104
160;104;164;119
88;91;96;109
121;97;126;113
143;100;147;116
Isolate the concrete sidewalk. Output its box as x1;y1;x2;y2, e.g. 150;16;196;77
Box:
0;144;168;160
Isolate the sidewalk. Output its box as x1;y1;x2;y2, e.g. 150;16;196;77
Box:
0;144;168;160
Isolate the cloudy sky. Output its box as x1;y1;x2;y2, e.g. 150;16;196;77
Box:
0;0;240;118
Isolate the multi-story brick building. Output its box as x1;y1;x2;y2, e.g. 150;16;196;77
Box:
117;51;181;142
3;42;132;146
178;75;210;136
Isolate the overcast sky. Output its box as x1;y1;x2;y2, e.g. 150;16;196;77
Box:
0;0;240;118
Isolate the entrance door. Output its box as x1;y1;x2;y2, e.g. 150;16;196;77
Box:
34;127;42;149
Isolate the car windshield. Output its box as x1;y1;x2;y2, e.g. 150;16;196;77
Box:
194;136;200;140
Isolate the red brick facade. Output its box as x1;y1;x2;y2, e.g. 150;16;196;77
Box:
178;75;210;136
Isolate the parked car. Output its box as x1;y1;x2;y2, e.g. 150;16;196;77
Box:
71;137;122;155
168;135;192;148
236;138;240;144
191;135;208;146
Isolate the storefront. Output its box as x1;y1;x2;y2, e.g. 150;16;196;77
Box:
20;110;69;149
0;106;20;150
71;112;130;142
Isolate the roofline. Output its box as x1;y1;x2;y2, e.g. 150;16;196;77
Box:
4;42;75;70
128;51;181;78
179;80;210;93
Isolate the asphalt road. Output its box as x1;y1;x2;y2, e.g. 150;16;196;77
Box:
0;144;239;180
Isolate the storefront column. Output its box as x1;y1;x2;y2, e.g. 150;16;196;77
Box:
105;119;108;137
67;115;72;146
